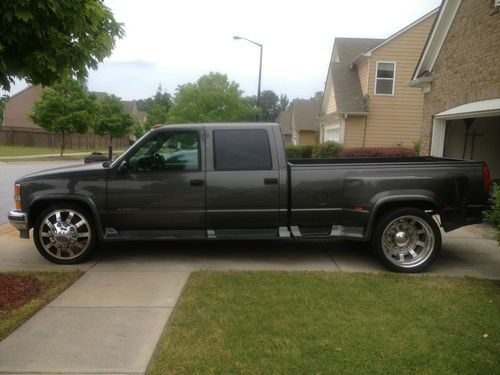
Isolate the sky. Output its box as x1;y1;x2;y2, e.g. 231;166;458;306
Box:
5;0;441;101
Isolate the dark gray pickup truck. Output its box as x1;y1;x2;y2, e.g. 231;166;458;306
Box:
8;123;491;272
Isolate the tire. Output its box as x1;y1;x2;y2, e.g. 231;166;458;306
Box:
372;207;441;273
33;204;97;264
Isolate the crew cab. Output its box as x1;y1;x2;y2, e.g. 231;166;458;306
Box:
8;123;491;272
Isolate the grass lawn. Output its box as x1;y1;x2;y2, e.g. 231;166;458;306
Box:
0;271;82;341
148;271;500;375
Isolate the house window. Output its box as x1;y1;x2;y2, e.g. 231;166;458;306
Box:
375;61;396;95
324;126;340;143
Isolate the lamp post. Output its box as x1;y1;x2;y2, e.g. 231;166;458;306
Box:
233;35;262;121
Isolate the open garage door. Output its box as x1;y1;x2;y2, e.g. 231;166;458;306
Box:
431;99;500;180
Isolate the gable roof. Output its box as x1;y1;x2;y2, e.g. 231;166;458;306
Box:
292;99;321;131
333;38;384;63
352;7;439;65
411;0;460;81
322;8;438;115
331;63;366;113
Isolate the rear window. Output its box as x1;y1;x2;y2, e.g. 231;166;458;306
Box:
213;129;273;170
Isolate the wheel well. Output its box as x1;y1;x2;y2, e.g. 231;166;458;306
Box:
28;199;91;228
374;201;438;222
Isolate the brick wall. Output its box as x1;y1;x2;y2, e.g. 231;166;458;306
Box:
421;0;500;154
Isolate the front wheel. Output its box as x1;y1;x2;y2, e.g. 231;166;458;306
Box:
372;207;441;273
33;205;96;264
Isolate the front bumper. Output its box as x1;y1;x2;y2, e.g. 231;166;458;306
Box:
8;210;29;238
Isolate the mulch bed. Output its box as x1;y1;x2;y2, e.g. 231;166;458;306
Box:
0;274;46;316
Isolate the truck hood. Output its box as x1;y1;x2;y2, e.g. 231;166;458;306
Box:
18;162;109;181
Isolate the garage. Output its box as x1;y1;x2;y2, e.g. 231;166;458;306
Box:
430;98;500;180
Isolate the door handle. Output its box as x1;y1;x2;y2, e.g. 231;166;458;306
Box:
264;178;278;185
190;179;205;187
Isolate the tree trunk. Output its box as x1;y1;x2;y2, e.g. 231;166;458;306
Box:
108;135;113;161
60;131;65;156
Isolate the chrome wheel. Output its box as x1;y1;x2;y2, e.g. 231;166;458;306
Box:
38;209;92;261
381;215;435;269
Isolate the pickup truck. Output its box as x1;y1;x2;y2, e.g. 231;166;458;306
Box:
8;123;491;272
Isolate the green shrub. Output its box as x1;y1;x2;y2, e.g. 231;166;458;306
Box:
339;147;416;158
485;183;500;244
285;144;313;159
312;141;342;158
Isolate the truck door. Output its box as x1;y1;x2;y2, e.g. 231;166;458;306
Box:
105;129;206;236
206;127;281;237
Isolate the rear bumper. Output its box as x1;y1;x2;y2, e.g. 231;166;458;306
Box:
8;210;29;238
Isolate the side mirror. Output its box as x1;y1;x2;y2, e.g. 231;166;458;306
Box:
118;160;130;174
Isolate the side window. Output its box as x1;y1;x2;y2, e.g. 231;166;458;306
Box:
128;131;200;172
213;129;272;171
375;61;396;95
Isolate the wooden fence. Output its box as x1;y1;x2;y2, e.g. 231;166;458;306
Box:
0;126;129;150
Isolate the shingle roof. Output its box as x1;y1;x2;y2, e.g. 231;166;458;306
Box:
334;38;384;63
292;99;321;131
331;62;366;113
324;38;383;115
277;111;292;135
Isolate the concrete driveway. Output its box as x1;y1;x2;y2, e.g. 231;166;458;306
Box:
0;223;498;374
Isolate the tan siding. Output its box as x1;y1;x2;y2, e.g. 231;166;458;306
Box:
344;116;366;147
326;76;337;113
364;14;435;147
357;58;370;95
299;131;316;145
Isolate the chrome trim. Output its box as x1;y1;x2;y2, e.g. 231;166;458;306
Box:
8;210;28;231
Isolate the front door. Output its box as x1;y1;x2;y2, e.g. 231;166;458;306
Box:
105;129;205;236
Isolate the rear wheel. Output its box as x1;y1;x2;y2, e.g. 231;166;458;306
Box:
33;205;96;264
372;207;441;273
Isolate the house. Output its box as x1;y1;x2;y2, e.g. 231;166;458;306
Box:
277;110;292;144
290;98;321;145
1;85;138;149
409;0;500;180
319;9;437;147
2;85;43;129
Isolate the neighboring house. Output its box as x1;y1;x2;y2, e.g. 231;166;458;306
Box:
92;91;145;124
1;85;135;148
277;111;292;144
3;86;145;132
290;99;321;145
2;85;43;129
319;9;437;147
409;0;500;180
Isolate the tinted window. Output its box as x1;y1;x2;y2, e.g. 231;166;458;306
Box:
214;129;272;170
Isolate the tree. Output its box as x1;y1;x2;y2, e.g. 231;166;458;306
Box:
0;1;124;91
0;94;9;125
145;104;169;129
93;95;134;147
30;78;97;156
169;72;257;123
245;91;290;121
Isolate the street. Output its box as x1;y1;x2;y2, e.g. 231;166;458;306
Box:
0;161;78;224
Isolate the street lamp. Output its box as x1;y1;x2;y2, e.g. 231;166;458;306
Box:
233;35;262;121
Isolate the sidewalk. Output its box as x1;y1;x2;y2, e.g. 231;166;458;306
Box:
0;223;498;374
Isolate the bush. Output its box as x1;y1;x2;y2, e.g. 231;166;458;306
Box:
485;183;500;244
285;144;313;159
339;147;417;158
312;141;342;158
